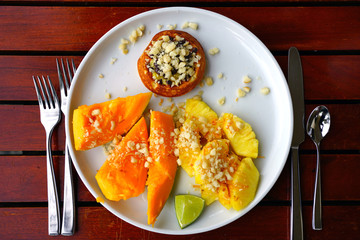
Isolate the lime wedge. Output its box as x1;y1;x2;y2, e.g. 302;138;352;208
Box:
175;195;205;229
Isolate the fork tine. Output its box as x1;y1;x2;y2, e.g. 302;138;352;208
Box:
36;76;50;109
47;76;60;107
33;76;44;108
70;59;76;77
56;58;65;94
42;76;55;109
65;59;72;90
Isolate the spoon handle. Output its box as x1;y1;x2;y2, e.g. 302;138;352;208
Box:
291;147;304;240
313;143;322;230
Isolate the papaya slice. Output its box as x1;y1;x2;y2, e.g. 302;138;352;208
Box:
147;111;178;226
73;92;152;151
95;117;149;201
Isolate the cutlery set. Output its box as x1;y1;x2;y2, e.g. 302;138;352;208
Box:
288;47;331;239
33;59;76;236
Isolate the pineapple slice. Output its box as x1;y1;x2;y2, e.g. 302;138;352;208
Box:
177;119;201;177
185;98;218;122
229;157;260;210
218;151;241;209
185;98;222;141
177;99;222;176
193;139;230;205
219;113;258;159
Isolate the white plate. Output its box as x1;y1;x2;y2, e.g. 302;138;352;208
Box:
66;7;293;235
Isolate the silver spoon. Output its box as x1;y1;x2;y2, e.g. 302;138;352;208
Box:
306;105;331;230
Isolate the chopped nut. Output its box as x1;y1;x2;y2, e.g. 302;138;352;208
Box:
123;86;128;92
243;75;252;84
188;22;198;30
110;121;115;131
105;93;111;99
218;97;226;105
98;73;104;79
167;24;177;30
91;109;101;116
205;76;214;86
182;21;198;30
243;86;251;93
261;87;270;95
209;48;220;55
217;73;224;79
157;24;163;30
110;57;117;65
129;25;146;43
237;88;246;97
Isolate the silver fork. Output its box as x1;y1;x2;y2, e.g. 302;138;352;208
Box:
33;75;61;236
56;58;76;236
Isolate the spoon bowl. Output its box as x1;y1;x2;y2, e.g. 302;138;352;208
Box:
307;106;331;144
306;105;331;230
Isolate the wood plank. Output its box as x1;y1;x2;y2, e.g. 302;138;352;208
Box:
1;55;360;101
276;55;360;101
0;104;357;151
0;6;359;51
1;154;359;202
0;155;94;202
0;206;289;240
0;206;358;239
0;56;83;101
0;105;65;151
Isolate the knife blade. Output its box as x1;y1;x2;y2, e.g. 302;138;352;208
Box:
288;47;305;240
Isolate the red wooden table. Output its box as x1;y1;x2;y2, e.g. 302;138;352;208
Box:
0;1;359;239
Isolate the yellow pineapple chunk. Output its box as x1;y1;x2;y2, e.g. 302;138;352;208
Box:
219;113;258;158
177;119;201;177
193;139;230;205
218;183;231;209
229;157;259;210
185;98;222;141
185;98;218;122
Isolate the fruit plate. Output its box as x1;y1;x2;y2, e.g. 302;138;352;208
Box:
65;7;293;235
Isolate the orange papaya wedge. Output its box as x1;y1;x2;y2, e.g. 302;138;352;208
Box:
95;117;149;201
147;111;178;226
73;92;152;151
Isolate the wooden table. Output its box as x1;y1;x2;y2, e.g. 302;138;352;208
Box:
1;0;359;239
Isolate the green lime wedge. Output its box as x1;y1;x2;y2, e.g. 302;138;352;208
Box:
175;194;205;229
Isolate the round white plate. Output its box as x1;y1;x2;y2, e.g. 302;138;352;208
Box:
66;7;293;235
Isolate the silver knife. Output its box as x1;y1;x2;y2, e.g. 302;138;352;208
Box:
288;47;305;240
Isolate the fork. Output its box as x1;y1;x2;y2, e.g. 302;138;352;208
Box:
56;58;76;236
33;75;61;236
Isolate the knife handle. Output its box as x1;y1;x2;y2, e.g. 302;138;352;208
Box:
291;147;304;240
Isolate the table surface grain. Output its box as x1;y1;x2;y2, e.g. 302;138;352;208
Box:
0;1;359;239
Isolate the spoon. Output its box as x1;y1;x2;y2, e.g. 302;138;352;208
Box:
306;105;331;230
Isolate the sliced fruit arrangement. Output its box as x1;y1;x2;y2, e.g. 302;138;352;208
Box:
147;111;178;226
72;92;260;228
175;194;205;229
176;98;260;211
95;117;149;201
72;92;152;150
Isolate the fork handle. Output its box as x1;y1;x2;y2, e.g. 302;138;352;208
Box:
61;141;75;236
46;132;61;236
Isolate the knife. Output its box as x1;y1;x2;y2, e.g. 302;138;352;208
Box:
288;47;305;240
